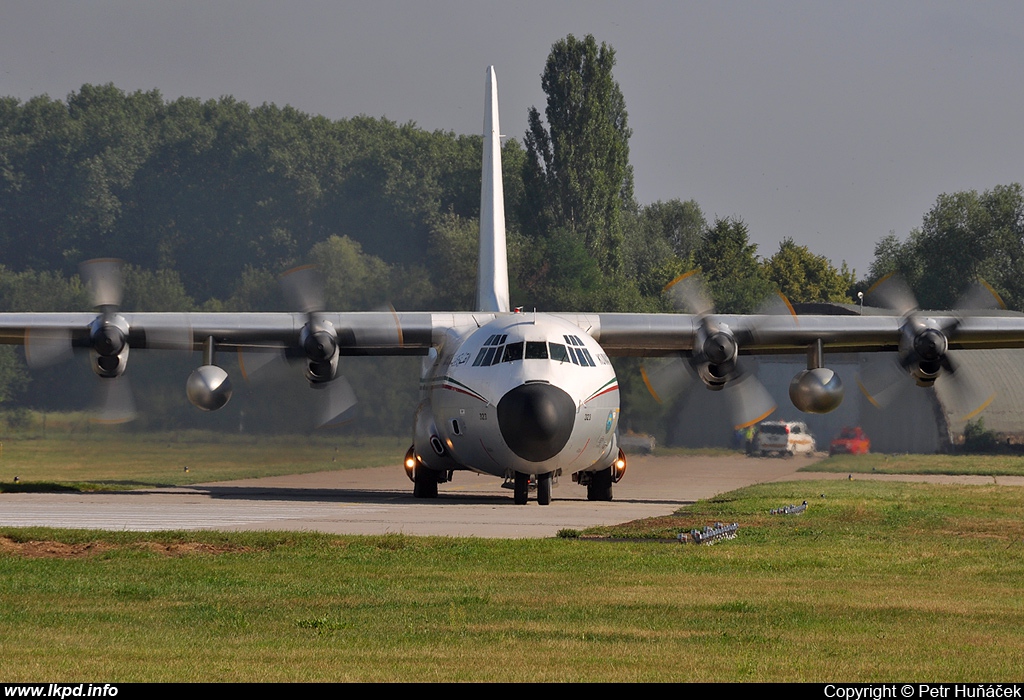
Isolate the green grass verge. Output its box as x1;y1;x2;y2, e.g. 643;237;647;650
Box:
1;479;1022;681
805;452;1024;476
0;431;407;491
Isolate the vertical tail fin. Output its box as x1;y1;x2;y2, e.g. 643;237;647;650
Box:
477;66;510;313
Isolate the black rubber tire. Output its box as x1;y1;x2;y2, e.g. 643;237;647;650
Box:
537;473;552;506
513;471;529;505
586;467;613;501
413;464;438;499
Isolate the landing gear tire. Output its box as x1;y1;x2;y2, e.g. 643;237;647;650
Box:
537;472;552;506
413;464;438;499
587;467;613;502
514;472;529;505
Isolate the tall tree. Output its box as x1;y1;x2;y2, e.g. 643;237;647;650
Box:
523;34;633;274
622;199;705;298
763;238;855;304
867;184;1024;310
694;218;774;313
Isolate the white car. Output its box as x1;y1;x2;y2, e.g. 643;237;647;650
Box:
754;421;816;457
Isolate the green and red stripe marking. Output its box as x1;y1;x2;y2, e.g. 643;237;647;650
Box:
421;375;489;403
584;378;619;404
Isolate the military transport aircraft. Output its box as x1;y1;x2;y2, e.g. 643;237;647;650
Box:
2;67;1023;505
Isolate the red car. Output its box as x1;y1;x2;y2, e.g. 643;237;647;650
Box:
829;427;870;455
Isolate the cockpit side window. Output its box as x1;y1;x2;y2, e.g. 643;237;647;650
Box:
473;333;512;366
548;342;569;362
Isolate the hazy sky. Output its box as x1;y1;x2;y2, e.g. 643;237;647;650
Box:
3;1;1022;277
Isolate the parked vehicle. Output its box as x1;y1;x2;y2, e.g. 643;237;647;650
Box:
754;421;816;457
829;426;870;455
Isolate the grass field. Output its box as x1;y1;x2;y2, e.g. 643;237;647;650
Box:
807;452;1024;476
0;427;406;491
2;478;1023;681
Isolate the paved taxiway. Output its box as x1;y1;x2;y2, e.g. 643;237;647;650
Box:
4;454;1021;537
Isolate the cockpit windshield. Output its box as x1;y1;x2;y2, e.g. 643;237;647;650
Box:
472;334;599;366
525;341;548;359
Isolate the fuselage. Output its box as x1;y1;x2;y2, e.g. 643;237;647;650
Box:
414;311;620;479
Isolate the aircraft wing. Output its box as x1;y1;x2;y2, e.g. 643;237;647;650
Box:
579;312;1024;356
7;310;1024;358
4;306;1024;427
0;311;489;357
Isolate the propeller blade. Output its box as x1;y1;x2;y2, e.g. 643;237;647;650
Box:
756;290;799;318
721;369;777;430
79;259;124;310
954;279;1007;312
92;376;137;424
937;351;996;423
280;265;325;315
857;354;908;409
663;270;713;315
640;356;696;404
865;273;917;316
236;343;289;382
23;327;73;368
315;376;358;428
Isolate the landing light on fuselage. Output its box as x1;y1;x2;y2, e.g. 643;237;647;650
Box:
613;449;628;482
403;446;418;481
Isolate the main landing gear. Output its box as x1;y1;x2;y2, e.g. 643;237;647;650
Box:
573;449;628;502
586;467;613;502
404;445;444;499
413;464;438;499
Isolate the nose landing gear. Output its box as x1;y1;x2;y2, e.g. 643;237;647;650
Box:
509;470;556;505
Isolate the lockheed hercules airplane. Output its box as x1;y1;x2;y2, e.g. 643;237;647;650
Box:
1;67;1022;505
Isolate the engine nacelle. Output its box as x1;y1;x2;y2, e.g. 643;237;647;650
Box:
900;322;947;387
789;368;844;414
300;320;339;384
692;323;739;390
89;314;130;378
186;365;233;411
91;345;128;378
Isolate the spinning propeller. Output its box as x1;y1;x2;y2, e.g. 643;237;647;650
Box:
857;274;1000;421
25;259;196;422
640;271;787;430
25;259;137;422
266;265;359;428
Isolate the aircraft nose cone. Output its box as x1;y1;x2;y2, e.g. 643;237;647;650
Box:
497;383;575;462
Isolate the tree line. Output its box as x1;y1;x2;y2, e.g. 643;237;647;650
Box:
0;33;1020;438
